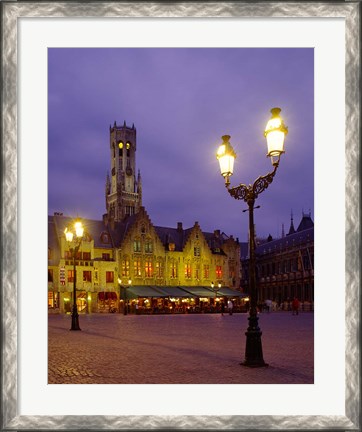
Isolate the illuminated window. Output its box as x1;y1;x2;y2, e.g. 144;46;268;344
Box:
170;260;178;278
122;257;130;277
145;259;153;277
216;265;222;279
48;291;59;309
134;258;142;277
118;141;124;149
83;271;92;282
156;259;163;278
185;263;192;279
67;269;74;283
106;271;114;283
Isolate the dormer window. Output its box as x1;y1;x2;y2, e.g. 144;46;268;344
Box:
100;232;110;244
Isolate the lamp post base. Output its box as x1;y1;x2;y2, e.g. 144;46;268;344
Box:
241;314;268;367
70;305;81;331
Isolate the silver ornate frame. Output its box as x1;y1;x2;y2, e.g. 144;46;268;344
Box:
1;1;360;430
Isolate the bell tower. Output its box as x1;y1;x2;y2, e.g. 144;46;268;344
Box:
105;121;142;222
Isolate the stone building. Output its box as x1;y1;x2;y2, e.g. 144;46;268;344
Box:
48;122;241;313
240;212;314;309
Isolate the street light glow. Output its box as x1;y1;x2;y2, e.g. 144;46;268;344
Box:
264;107;288;158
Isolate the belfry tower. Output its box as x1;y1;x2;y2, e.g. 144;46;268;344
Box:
105;121;142;222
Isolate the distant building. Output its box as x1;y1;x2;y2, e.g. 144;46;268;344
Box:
240;212;314;307
48;122;241;313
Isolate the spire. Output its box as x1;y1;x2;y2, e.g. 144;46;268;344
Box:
287;210;296;236
281;223;285;238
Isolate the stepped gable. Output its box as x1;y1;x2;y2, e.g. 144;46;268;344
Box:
202;229;229;255
107;213;139;248
154;224;193;252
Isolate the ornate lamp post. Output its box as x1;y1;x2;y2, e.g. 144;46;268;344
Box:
216;107;288;367
64;219;85;331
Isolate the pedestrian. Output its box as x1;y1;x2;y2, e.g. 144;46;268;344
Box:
227;299;233;315
265;299;272;313
220;301;225;316
292;297;300;315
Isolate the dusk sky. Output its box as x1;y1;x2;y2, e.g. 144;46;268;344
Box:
48;48;314;243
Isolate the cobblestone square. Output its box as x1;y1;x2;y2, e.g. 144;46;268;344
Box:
48;312;313;384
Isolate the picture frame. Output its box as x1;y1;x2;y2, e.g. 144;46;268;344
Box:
1;1;360;430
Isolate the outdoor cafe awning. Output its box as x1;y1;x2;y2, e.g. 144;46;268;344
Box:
216;287;247;297
150;286;196;298
180;286;215;297
127;285;162;298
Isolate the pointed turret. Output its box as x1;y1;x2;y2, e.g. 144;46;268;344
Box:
287;211;296;236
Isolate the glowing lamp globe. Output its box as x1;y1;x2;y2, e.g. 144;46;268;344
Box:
264;108;288;158
64;228;73;242
216;135;236;179
74;220;84;238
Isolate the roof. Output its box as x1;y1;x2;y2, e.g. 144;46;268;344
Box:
154;226;193;252
49;214;113;249
256;227;313;257
296;214;314;232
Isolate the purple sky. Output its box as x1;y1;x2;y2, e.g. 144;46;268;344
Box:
48;48;314;242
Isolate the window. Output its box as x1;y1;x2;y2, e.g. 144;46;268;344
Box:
203;264;210;279
121;257;130;277
83;252;91;260
134;239;141;252
101;232;110;244
126;206;135;216
48;291;59;309
156;259;163;278
216;265;222;279
195;264;200;280
102;253;111;261
65;250;72;260
194;246;200;257
170;260;178;278
106;271;114;283
48;269;53;282
67;269;74;283
48;248;52;260
83;271;92;282
134;258;142;277
145;259;153;277
229;264;235;279
184;263;192;279
145;240;153;254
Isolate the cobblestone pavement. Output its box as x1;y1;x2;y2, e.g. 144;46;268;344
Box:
48;312;313;384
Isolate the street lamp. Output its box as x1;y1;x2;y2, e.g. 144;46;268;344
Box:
64;218;85;331
216;107;288;367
